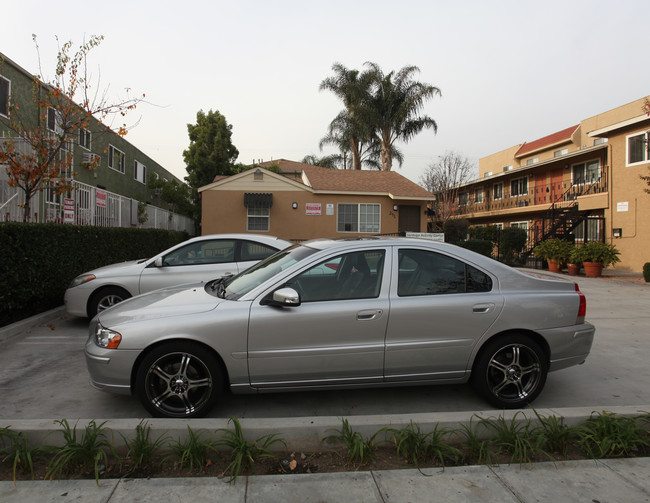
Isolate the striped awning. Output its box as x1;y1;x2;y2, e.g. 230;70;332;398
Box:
243;192;273;207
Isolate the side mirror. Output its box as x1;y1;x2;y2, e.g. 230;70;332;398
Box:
154;257;164;267
262;287;301;307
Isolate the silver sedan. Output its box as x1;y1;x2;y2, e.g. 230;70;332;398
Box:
65;234;291;318
85;237;595;418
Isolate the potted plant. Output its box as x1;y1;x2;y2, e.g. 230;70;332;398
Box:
533;239;573;273
573;241;621;277
567;247;582;276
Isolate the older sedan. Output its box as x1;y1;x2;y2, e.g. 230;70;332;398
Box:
66;234;291;318
85;237;595;418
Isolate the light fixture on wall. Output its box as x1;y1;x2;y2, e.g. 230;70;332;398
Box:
393;204;398;211
292;202;298;209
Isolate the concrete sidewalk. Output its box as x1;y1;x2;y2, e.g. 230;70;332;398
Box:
1;457;649;502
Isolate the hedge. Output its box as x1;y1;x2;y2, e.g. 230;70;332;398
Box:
0;223;189;326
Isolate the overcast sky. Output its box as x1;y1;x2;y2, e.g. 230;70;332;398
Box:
3;0;649;185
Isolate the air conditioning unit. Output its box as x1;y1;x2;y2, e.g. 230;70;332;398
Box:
82;152;100;166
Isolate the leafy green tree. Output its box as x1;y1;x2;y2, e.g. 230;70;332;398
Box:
183;109;239;191
301;154;343;170
147;174;194;219
319;63;376;170
363;62;441;171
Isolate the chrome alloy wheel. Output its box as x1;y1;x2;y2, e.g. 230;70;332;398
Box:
97;293;125;312
144;351;213;418
486;343;542;403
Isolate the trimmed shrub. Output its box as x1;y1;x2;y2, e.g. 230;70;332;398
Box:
457;239;493;258
0;223;188;326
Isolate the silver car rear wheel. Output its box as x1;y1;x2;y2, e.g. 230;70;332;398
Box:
472;334;548;409
135;342;221;418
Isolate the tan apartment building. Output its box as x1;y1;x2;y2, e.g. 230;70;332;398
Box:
450;96;650;271
199;159;434;241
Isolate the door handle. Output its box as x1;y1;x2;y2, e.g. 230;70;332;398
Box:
357;309;383;321
472;303;494;314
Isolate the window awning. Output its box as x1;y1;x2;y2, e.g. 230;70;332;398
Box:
243;192;273;207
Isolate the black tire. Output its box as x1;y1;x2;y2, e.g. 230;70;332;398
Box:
135;342;222;418
471;334;548;409
88;287;131;318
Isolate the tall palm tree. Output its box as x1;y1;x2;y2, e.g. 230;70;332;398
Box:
319;63;374;170
363;62;441;171
319;110;380;170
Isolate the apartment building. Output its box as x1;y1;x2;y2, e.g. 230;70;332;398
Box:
450;96;650;271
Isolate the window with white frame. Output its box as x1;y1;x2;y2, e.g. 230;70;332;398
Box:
474;188;484;203
526;157;539;166
493;183;503;200
134;160;146;184
593;137;607;146
247;206;270;232
572;160;600;185
495;223;504;230
554;148;568;158
510;177;528;197
458;192;469;206
45;182;61;204
337;203;380;233
0;75;9;117
510;221;529;231
47;107;63;135
626;131;649;166
78;128;91;150
108;145;126;173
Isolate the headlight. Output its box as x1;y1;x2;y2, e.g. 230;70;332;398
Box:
95;323;122;349
69;274;96;288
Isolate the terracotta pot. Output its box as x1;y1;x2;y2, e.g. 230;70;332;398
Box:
567;263;580;276
583;261;603;278
547;259;561;273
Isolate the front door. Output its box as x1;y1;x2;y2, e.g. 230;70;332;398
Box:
247;249;389;387
398;205;421;233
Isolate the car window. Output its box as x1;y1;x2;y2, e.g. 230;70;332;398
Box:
162;239;236;267
239;240;279;262
286;250;385;302
398;249;492;296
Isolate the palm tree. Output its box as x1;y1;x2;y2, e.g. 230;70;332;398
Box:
319;111;381;170
363;62;441;171
319;63;375;170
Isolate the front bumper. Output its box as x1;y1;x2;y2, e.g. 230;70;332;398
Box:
84;339;140;395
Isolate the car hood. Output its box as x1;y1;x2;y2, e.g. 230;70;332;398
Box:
96;282;222;327
89;259;148;277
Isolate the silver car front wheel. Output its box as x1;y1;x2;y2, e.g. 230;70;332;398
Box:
135;342;222;418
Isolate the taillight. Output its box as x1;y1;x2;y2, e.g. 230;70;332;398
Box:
575;282;586;323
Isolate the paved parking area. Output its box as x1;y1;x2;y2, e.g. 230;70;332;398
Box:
1;273;648;420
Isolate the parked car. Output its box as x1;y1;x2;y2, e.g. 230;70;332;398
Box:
65;234;292;318
85;237;595;418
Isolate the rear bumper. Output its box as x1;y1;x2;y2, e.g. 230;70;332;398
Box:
543;322;596;371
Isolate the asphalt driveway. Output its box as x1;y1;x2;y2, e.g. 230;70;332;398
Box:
1;272;648;420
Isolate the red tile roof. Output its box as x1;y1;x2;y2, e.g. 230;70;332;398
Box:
515;125;579;158
255;159;433;199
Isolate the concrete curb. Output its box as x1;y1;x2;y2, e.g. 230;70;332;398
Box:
2;405;648;452
0;305;65;343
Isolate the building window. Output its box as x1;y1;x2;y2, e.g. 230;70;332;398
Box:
503;165;513;172
108;145;125;173
510;221;528;231
627;132;649;166
134;160;146;184
593;137;607;146
484;171;493;177
0;75;9;117
247;206;270;232
458;192;469;206
554;148;568;158
525;157;539;166
474;188;484;203
493;183;503;200
337;203;380;233
572;160;600;185
510;177;528;197
45;182;61;204
47;107;63;135
78;128;91;150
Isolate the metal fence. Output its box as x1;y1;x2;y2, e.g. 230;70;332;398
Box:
0;175;195;235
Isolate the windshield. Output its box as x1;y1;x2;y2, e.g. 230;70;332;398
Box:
216;244;318;300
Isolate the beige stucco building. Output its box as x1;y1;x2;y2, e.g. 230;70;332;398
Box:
451;96;650;271
199;159;434;241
